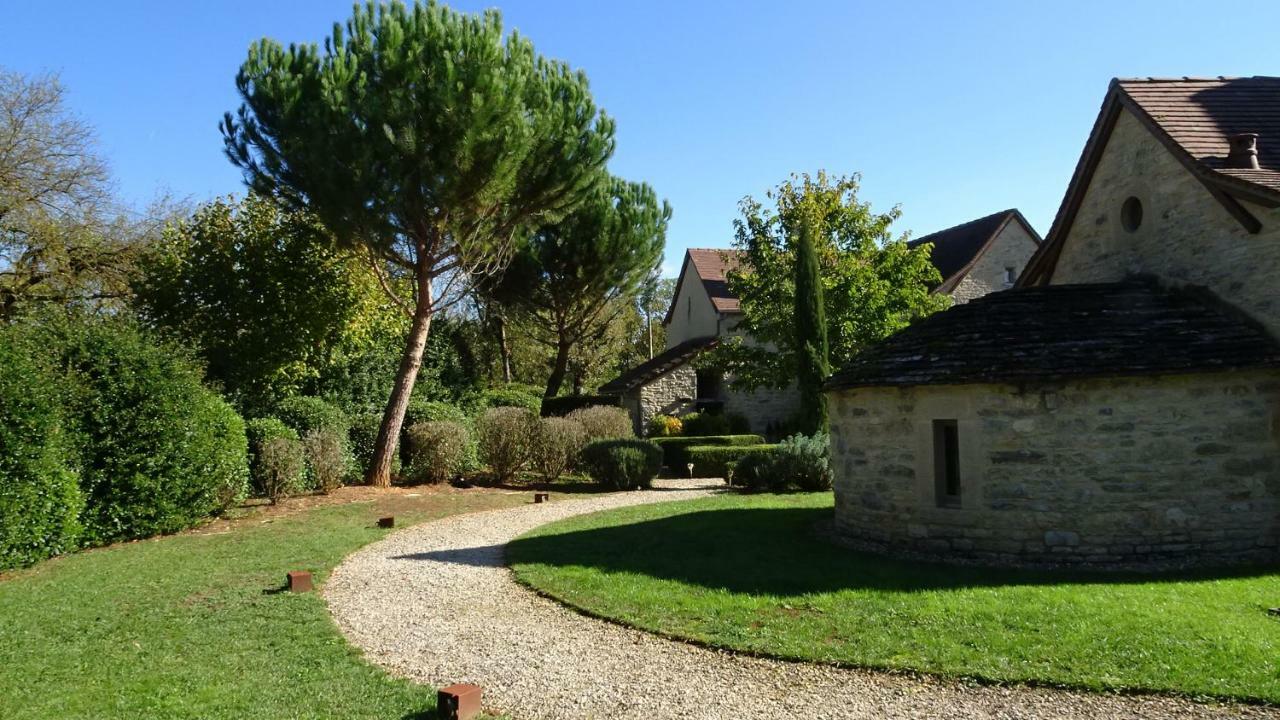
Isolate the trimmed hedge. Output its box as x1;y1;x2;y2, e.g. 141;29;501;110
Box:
245;417;303;496
481;386;543;414
580;439;663;490
649;434;765;469
541;394;623;417
0;331;82;569
687;444;779;479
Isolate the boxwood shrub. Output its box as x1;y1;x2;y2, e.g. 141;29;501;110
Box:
0;331;83;569
686;444;779;479
245;417;304;496
580;439;663;490
649;434;765;469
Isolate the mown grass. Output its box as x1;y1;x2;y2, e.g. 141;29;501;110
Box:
509;492;1280;703
0;489;536;719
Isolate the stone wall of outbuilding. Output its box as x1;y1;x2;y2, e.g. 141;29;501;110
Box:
722;382;801;436
627;364;697;436
828;370;1280;568
949;219;1039;304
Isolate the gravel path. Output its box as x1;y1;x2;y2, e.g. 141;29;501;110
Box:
326;481;1276;720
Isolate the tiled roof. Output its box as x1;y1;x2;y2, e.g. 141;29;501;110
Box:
1119;76;1280;194
907;209;1037;290
687;248;743;314
826;280;1280;390
599;336;719;394
1022;76;1280;285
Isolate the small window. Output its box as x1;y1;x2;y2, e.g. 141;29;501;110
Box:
933;419;961;508
1121;196;1143;232
1003;266;1016;285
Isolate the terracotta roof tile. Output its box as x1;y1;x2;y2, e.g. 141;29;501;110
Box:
686;248;743;313
1118;76;1280;194
826;280;1280;390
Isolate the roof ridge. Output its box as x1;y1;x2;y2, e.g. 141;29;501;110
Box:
909;208;1016;245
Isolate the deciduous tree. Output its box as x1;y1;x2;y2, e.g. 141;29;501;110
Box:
221;1;615;485
716;171;947;391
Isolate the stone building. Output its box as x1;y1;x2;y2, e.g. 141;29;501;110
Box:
908;208;1041;303
604;209;1038;435
827;76;1280;568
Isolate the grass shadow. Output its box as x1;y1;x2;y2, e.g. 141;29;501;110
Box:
505;505;1279;595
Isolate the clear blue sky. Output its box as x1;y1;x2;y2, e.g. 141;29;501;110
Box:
6;1;1279;276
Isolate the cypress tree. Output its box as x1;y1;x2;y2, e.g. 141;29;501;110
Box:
794;212;830;434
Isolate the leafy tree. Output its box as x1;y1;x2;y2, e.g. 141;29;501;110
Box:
0;69;159;319
222;1;615;485
133;194;404;413
494;177;668;397
793;209;829;433
717;171;947;390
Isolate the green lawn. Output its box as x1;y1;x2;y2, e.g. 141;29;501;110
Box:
509;493;1280;704
0;488;539;719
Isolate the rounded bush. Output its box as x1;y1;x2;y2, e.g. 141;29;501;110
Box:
647;414;683;437
567;405;634;442
348;411;401;478
56;320;249;545
303;427;347;494
245;417;304;496
682;411;730;437
475;407;539;484
404;421;471;484
580;439;662;490
0;331;83;569
775;432;833;491
731;451;776;491
257;435;306;503
273;396;354;484
530;417;587;483
481;386;543;414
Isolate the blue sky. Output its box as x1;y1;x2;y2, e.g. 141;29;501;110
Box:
6;1;1279;277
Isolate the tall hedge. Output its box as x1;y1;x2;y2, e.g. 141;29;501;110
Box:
0;330;83;569
55;320;250;546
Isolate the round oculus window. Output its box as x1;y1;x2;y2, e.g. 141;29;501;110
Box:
1121;196;1143;233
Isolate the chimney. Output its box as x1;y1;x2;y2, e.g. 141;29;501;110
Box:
1227;133;1260;170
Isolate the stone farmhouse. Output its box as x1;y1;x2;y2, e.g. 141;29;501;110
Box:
601;210;1039;435
827;76;1280;569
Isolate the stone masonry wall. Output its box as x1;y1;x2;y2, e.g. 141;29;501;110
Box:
949;219;1039;304
633;363;697;436
1052;108;1280;336
722;382;801;436
829;370;1280;568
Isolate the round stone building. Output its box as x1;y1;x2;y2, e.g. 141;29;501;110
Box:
825;280;1280;569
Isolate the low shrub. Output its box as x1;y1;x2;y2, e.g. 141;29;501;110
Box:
246;417;304;496
687;444;779;479
774;432;833;491
481;385;543;414
682;410;731;437
541;394;623;417
567;405;634;441
731;451;777;491
649;434;765;469
0;331;82;569
580;439;663;490
725;412;752;435
475;407;538;484
348;411;401;479
404;421;471;484
303;428;347;494
274;395;349;436
646;414;683;437
530;417;587;483
257;436;306;503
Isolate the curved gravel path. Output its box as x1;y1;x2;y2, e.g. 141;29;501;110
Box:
326;481;1277;720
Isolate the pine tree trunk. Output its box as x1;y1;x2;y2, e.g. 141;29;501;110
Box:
544;338;572;398
365;274;434;487
496;315;512;383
